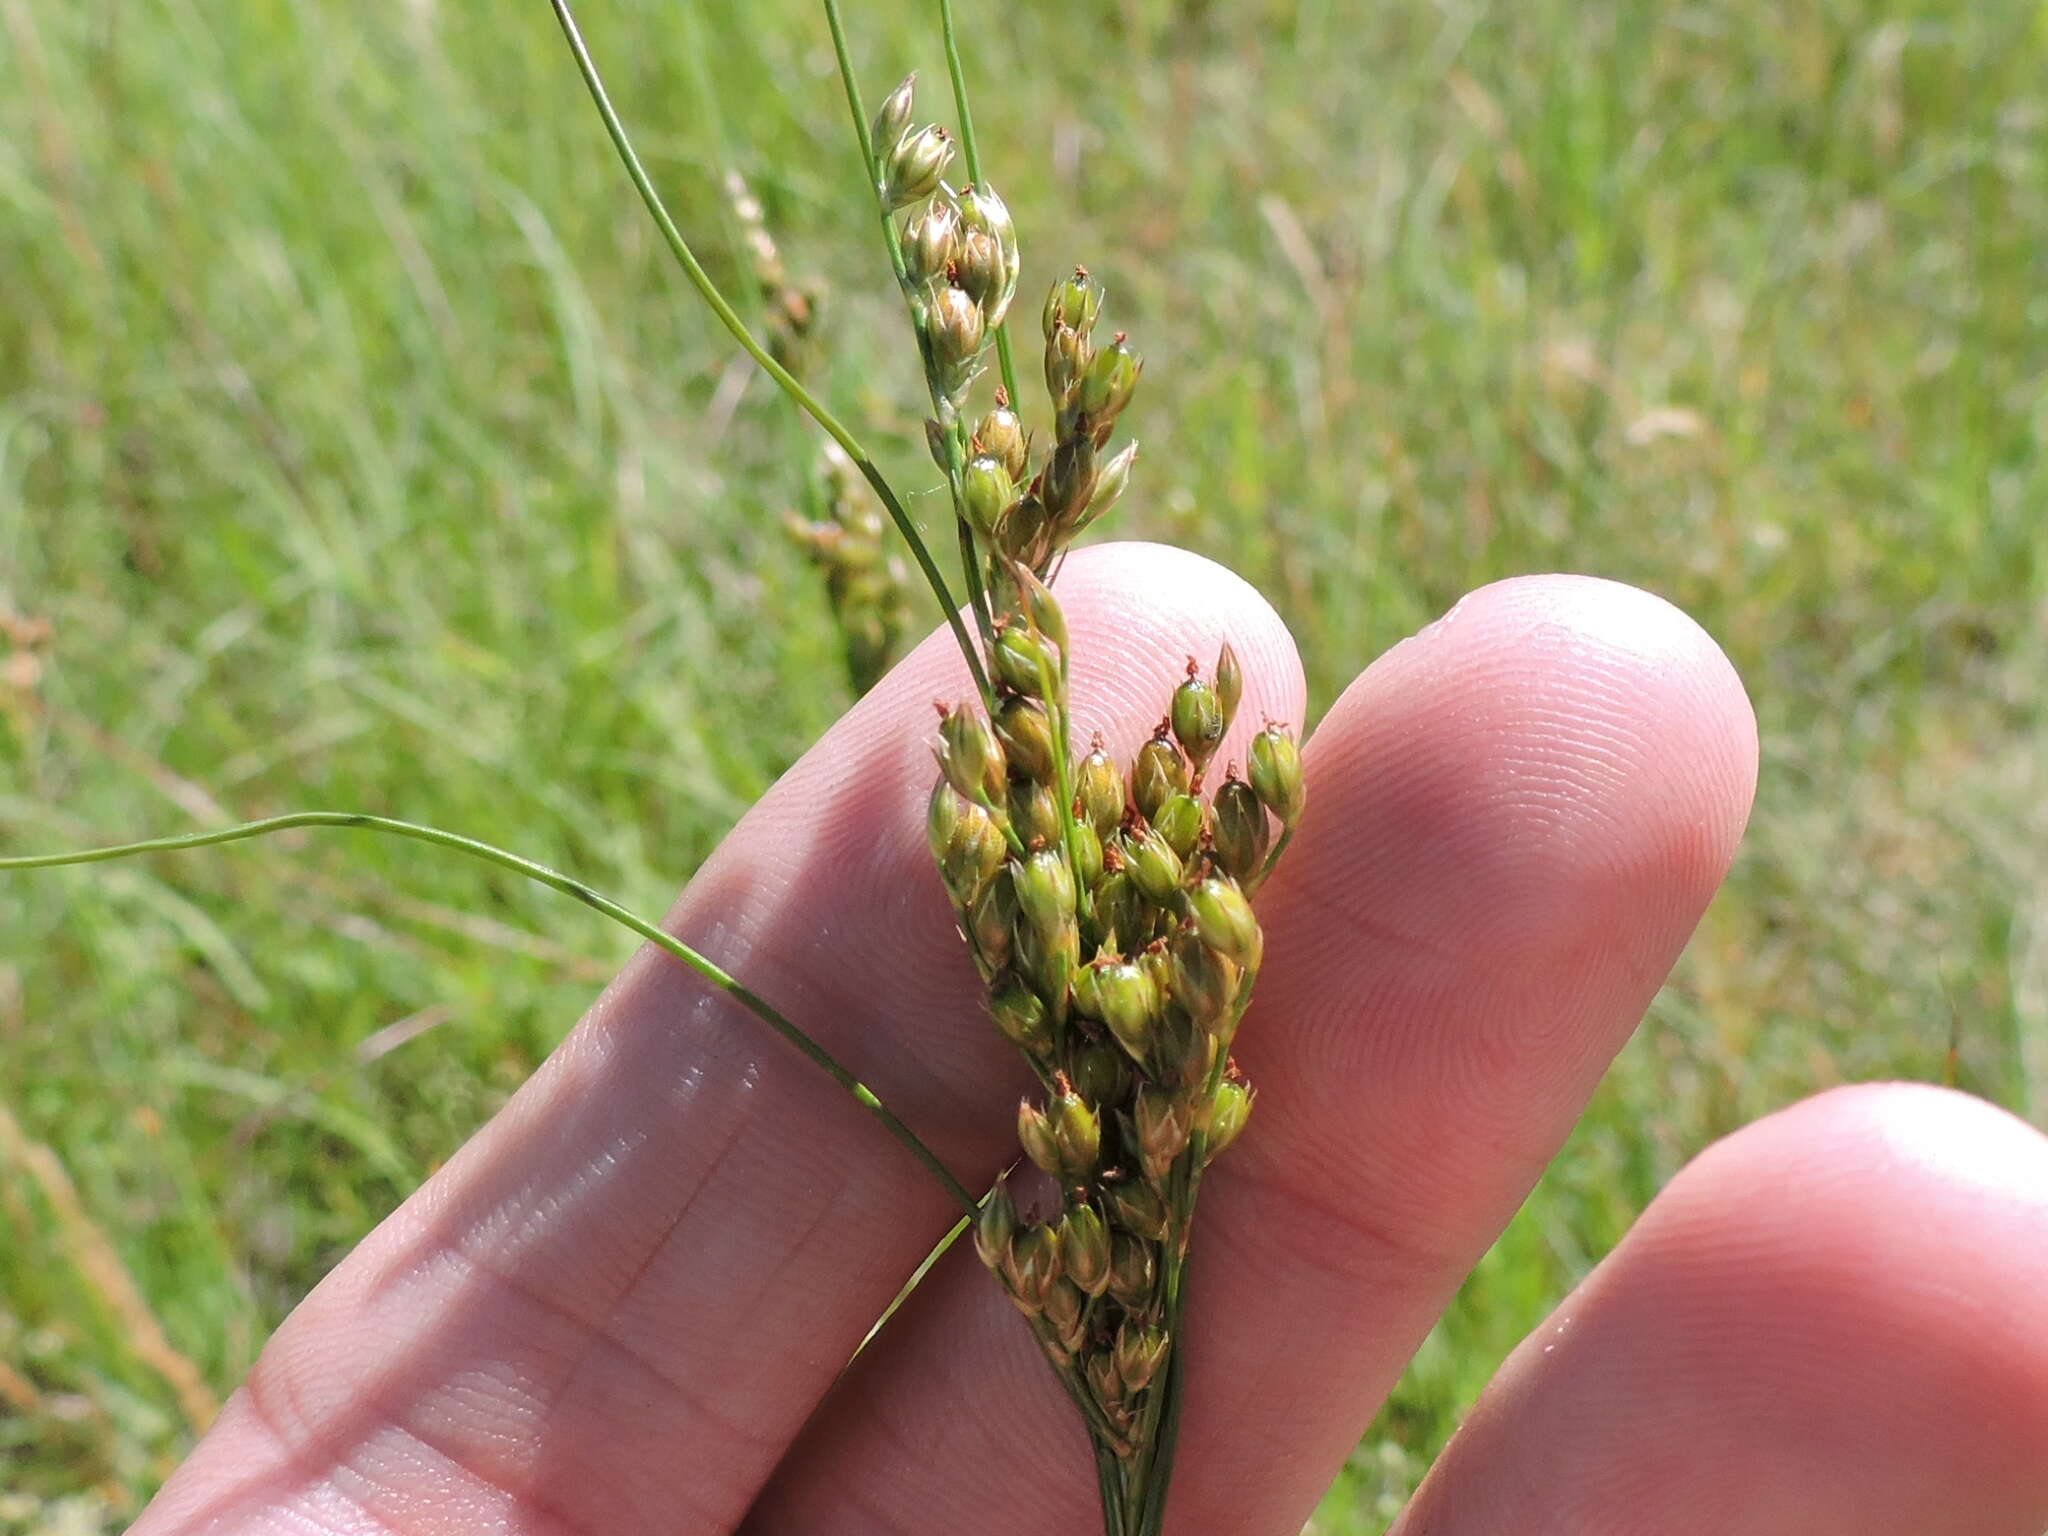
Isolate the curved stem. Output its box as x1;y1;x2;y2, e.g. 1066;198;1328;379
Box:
549;0;991;702
0;814;977;1215
935;0;1021;407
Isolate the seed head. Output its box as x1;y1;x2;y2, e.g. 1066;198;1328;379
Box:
1014;848;1077;936
1050;1085;1103;1179
1044;323;1094;406
884;124;952;208
1009;778;1064;849
1249;724;1306;829
955;228;1005;310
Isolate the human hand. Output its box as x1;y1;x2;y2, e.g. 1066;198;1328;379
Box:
133;544;2048;1535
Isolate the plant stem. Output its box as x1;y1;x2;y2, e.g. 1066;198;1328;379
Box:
548;0;991;702
0;813;978;1216
935;0;1022;407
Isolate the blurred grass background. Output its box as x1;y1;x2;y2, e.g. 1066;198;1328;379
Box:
2;0;2044;1528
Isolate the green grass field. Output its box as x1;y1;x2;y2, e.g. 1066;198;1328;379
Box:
2;0;2044;1528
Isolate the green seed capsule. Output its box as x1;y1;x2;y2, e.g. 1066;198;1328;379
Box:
994;624;1057;698
927;282;985;381
927;778;965;865
1043;1277;1086;1343
1078;335;1143;423
1171;673;1225;773
1071;820;1105;893
1008;560;1069;657
1130;734;1188;823
1168;924;1239;1026
1204;1078;1253;1160
1114;1323;1170;1392
1060;1204;1112;1297
1018;1098;1061;1177
1070;1039;1132;1108
1122;825;1184;906
1095;960;1160;1059
870;75;916;161
1018;912;1079;1008
1044;324;1093;404
956;185;1020;326
1050;1087;1102;1178
1158;1005;1218;1090
1190;876;1262;970
1076;747;1126;834
955;228;1005;310
968;870;1016;975
939;800;1006;907
1106;1178;1170;1243
1136;1086;1194;1180
1072;439;1136;532
1009;778;1064;850
995;492;1049;567
1005;1221;1062;1309
1087;1352;1125;1411
1042;267;1103;339
989;984;1051;1055
1249;725;1306;829
960;454;1012;537
1107;1232;1156;1312
937;705;1007;807
1091;870;1145;952
976;402;1029;483
884;124;952;208
1152;792;1204;861
1013;850;1077;936
905;199;961;286
1041;434;1097;524
1211;777;1270;882
1214;642;1244;735
1069;954;1104;1020
995;695;1058;783
975;1179;1016;1271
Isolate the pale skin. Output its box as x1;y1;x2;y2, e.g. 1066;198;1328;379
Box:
134;544;2048;1535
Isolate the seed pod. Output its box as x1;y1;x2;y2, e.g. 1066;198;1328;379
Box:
925;416;952;471
957;185;1020;326
1210;777;1269;882
939;799;1007;908
968;869;1017;975
1106;1178;1170;1243
976;401;1029;483
1043;268;1103;338
1071;820;1105;893
1018;1098;1062;1177
1157;1005;1217;1090
1007;560;1070;657
1078;334;1143;423
1139;942;1174;1002
1095;958;1160;1062
1086;1352;1125;1412
995;492;1049;567
1009;778;1064;850
955;228;1005;309
1070;1039;1132;1108
1167;924;1239;1026
1107;1232;1156;1312
1092;869;1145;952
1214;642;1244;735
1050;1086;1103;1178
1072;440;1137;531
905;199;961;286
1114;1323;1170;1393
870;75;916;161
1151;792;1204;861
1130;733;1188;823
975;1179;1017;1271
1043;1278;1087;1354
1044;324;1094;405
1249;724;1306;829
995;695;1058;783
1041;434;1097;524
989;983;1051;1055
1060;1204;1112;1297
1190;876;1262;970
937;704;1006;806
1005;1220;1062;1310
994;623;1057;698
1135;1085;1193;1180
927;282;986;384
960;454;1012;537
1204;1077;1253;1160
1076;747;1126;836
884;124;952;208
927;779;966;866
1122;825;1184;907
1018;910;1079;1009
1013;849;1077;938
1171;672;1225;773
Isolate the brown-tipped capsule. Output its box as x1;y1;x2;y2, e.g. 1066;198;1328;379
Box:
960;453;1012;537
976;402;1029;483
956;185;1020;325
1114;1324;1171;1393
1043;268;1104;338
1122;824;1184;906
870;75;916;161
1130;732;1188;823
937;704;1007;806
1071;1039;1132;1108
1249;724;1306;829
905;199;961;287
1211;777;1270;882
1013;848;1076;936
993;622;1057;698
1076;747;1126;835
1060;1204;1112;1297
1095;959;1160;1062
1171;672;1225;773
939;800;1006;908
927;282;985;384
995;491;1049;567
995;695;1058;783
1086;1352;1125;1412
884;124;952;208
1050;1087;1102;1178
1107;1232;1156;1312
1078;335;1143;423
1043;1279;1087;1356
1204;1078;1253;1160
1071;439;1136;532
1106;1178;1170;1243
1190;876;1263;970
1018;1098;1062;1177
1151;792;1204;861
955;228;1005;310
1168;923;1239;1026
1135;1085;1193;1180
1214;642;1244;735
975;1180;1017;1271
989;983;1051;1055
1008;778;1064;850
1005;1220;1062;1310
1072;820;1105;893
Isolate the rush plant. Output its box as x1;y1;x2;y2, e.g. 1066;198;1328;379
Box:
0;4;1304;1531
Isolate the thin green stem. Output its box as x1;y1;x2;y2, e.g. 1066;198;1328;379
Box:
0;814;977;1216
935;0;1022;407
549;0;991;702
